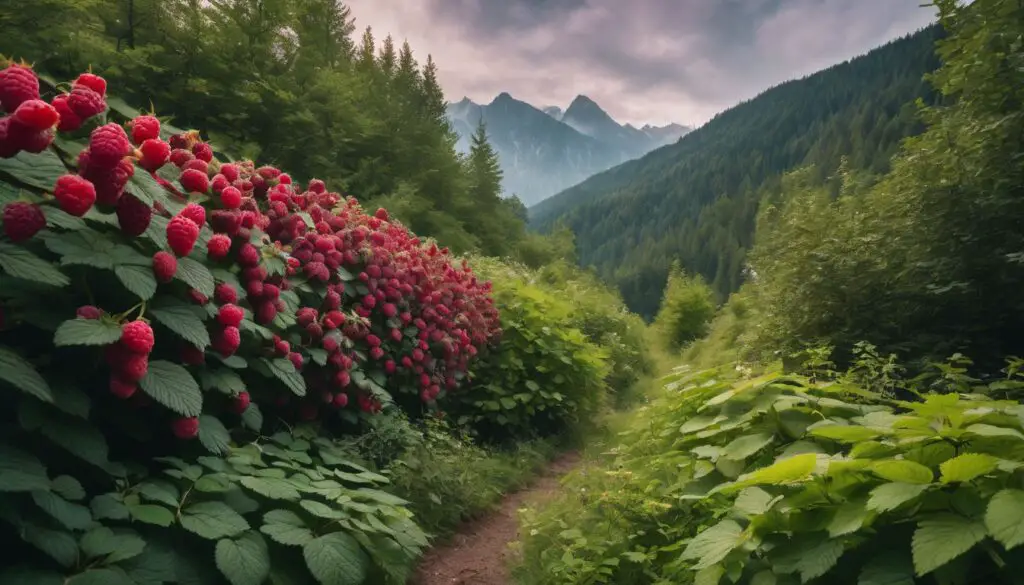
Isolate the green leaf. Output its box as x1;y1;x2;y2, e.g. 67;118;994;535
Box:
867;483;930;512
128;503;175;526
242;404;264;432
300;500;347;520
202;367;247;394
751;571;777;585
114;265;157;301
51;384;91;419
0;242;69;286
680;519;743;570
261;510;314;546
136;481;179;508
53;317;122;347
0;567;64;585
858;552;914;585
985;489;1024;550
721;432;775;460
939;453;999;483
809;424;880;442
91;494;129;520
773;538;845;582
37;412;114;471
871;460;934;484
965;423;1024;441
0;443;50;492
0;346;52;403
31;490;92;530
44;205;87;230
140;360;203;416
725;453;817;491
23;522;78;567
182;501;250;540
106;96;141;118
240;476;300;501
45;230;115;268
694;564;726;585
127;166;166;206
216;532;271;585
151;303;210;349
176;257;215;297
733;487;775;516
67;568;135;585
199;415;232;455
912;514;986;576
303;532;370;585
80;526;146;563
828;499;869;537
51;475;85;501
263;357;306;396
0;149;67;190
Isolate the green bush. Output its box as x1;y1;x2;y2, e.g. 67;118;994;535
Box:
653;262;717;351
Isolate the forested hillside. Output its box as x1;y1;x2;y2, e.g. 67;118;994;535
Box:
531;26;942;318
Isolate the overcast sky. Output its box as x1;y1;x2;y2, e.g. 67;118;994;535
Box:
344;0;939;127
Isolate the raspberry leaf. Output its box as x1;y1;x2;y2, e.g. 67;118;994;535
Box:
127;503;174;527
44;230;116;269
31;490;92;530
53;318;122;347
0;242;70;287
260;510;313;546
126;168;164;206
984;489;1024;550
261;357;306;397
912;513;986;575
198;415;231;455
175;256;215;297
216;531;271;585
80;526;146;563
151;302;210;349
241;404;263;432
42;206;87;231
0;443;50;492
200;368;246;395
181;501;249;540
0;149;68;191
0;346;53;403
114;265;157;301
139;360;203;417
303;531;369;585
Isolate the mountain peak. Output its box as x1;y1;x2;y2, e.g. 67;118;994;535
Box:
492;92;515;104
564;94;606;118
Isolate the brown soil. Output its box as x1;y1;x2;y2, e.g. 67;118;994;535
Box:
409;451;581;585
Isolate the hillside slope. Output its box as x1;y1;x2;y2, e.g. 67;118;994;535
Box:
530;26;942;319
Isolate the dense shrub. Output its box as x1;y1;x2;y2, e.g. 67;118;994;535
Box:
0;66;503;584
652;262;717;351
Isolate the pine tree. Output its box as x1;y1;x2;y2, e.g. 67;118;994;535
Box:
378;34;397;76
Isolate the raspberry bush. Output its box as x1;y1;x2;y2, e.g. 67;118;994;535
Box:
0;64;502;584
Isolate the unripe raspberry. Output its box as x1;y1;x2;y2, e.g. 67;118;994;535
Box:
217;304;244;328
192;142;213;162
139;138;170;172
2;202;45;242
74;73;107;97
89;123;131;167
180;202;206;227
180;169;209;194
231;391;250;414
213;326;241;357
152;251;177;283
0;64;39;112
13;100;58;131
207;233;231;260
110;378;136;399
129;115;160;144
214;282;237;304
166;215;200;257
121;320;155;354
171;416;200;439
219;186;242;209
238;243;260;267
68;85;105;119
53;174;97;217
116;193;152;236
51;94;82;132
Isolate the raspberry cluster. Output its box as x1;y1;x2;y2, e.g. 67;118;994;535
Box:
104;319;155;402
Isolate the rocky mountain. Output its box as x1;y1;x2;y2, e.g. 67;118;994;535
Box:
446;94;689;205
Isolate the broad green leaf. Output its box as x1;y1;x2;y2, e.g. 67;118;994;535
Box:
51;384;91;419
91;494;129;520
45;230;115;268
128;503;175;526
0;346;52;403
303;532;370;585
182;501;250;540
680;519;743;570
51;475;85;501
140;361;203;416
127;167;165;206
176;257;215;297
80;526;146;563
911;514;986;576
300;500;347;520
0;567;64;585
773;538;845;582
262;358;306;396
240;476;300;501
241;404;264;432
114;265;157;300
722;432;775;460
871;460;933;484
965;423;1024;440
23;522;78;567
695;564;726;585
201;368;246;394
0;443;50;492
725;453;817;491
0;242;69;286
858;552;914;585
828;499;868;537
151;303;210;349
53;318;122;347
939;453;998;484
67;568;136;585
261;510;314;546
751;571;777;585
216;532;271;585
985;489;1024;550
198;415;232;455
31;490;92;530
136;480;180;507
0;149;67;189
809;424;880;442
734;487;775;516
867;483;929;512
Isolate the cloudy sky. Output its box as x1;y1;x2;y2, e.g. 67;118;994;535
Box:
344;0;939;127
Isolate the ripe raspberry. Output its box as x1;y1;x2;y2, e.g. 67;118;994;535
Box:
210;210;241;235
180;202;206;227
288;352;303;369
169;148;194;168
76;305;103;319
0;117;17;158
0;64;39;113
68;85;105;119
332;392;348;408
51;94;82;133
89;123;131;167
180;169;209;194
189;289;209;305
255;301;277;324
238;243;260;267
116;193;152;236
308;179;326;194
118;352;149;382
213;325;241;357
171;416;200;439
374;208;389;221
217;304;244;328
13;99;58;131
166;215;200;257
192;142;213;162
152;251;177;283
139;138;170;172
74;73;107;97
129;115;160;144
51;174;95;217
121;320;155;354
181;344;205;365
214;282;237;304
86;157;134;206
207;233;231;260
219;186;242;209
2;202;45;242
15;125;54;154
231;391;250;414
110;378;136;399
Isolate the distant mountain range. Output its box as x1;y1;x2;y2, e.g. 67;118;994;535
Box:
446;94;690;205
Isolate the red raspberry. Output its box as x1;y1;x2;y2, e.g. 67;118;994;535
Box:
189;289;209;305
51;175;96;217
116;193;152;236
180;169;209;194
139;138;170;172
121;320;155;354
207;233;231;260
238;243;260;267
219;164;239;182
89;123;131;167
166;215;200;257
210;210;241;235
213;326;241;357
217;304;244;328
181;344;205;365
192;142;213;162
2;202;45;242
152;251;177;283
255;301;277;324
76;305;103;319
5;118;53;154
169;148;194;168
0;64;39;113
68;85;105;119
13;100;58;131
335;371;351;388
288;352;303;369
180;202;206;227
171;416;200;439
308;179;326;194
129;115;160;144
231;391;250;414
332;392;348;408
219;186;242;209
0;117;17;158
51;94;82;133
74;73;107;97
110;378;136;399
214;282;237;304
85;157;134;206
374;208;389;221
118;352;149;382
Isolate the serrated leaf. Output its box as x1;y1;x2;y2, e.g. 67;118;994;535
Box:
681;519;743;569
725;453;817;491
201;367;246;394
45;230;115;268
0;148;68;189
912;514;986;575
867;483;929;512
0;242;69;286
128;503;175;526
24;522;78;567
53;318;122;347
828;499;868;537
300;499;347;519
31;490;92;530
127;166;165;206
242;403;264;432
38;412;114;471
182;501;250;540
0;346;53;403
140;360;203;416
985;489;1024;550
858;552;914;585
114;265;157;300
809;424;880;442
145;215;169;248
773;538;845;582
151;303;210;348
751;571;777;585
199;415;232;455
303;532;370;585
51;475;85;501
965;423;1024;441
44;205;88;230
871;460;934;484
216;532;271;585
261;510;314;546
80;526;146;563
734;487;775;516
695;564;726;585
0;443;50;492
240;476;300;501
722;432;775;460
263;357;306;396
939;453;998;483
176;257;215;297
137;480;180;507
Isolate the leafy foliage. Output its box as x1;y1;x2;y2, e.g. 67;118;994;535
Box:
653;262;717;351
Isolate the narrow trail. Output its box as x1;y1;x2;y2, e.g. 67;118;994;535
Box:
410;451;582;585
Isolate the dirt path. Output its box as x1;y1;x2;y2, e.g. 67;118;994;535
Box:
410;451;581;585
